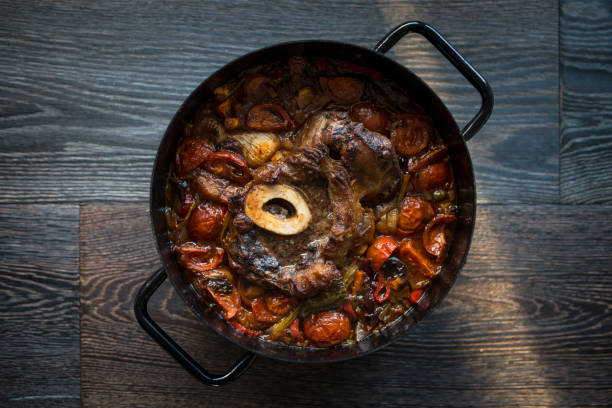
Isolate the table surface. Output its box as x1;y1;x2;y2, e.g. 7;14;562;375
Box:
1;0;611;407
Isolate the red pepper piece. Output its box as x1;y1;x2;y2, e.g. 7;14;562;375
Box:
409;289;424;305
373;273;391;304
343;302;358;320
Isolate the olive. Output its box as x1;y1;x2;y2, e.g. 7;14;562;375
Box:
380;256;408;279
433;189;448;201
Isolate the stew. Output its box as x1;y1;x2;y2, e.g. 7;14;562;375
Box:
165;57;456;347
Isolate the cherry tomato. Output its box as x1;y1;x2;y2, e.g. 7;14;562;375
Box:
398;239;436;278
188;201;225;242
415;162;451;191
397;196;434;236
390;114;432;156
303;311;351;347
203;151;250;185
423;214;456;258
175;243;224;274
366;236;399;271
350;102;390;134
320;76;364;103
251;292;295;323
230;319;258;336
174;137;214;176
246;103;294;131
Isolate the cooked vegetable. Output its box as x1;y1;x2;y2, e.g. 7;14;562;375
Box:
188;201;226;242
175;243;224;274
366;236;399;271
343;302;358;320
230;319;258;336
303;311;351;347
174;137;214;176
397;196;434;236
352;270;364;295
350;102;390;134
342;261;359;288
423;214;456;258
289;318;304;341
409;289;424;305
390;114;432;155
373;273;391;304
203;151;250;185
398;239;436;278
268;306;300;340
231;131;280;167
214;98;232;118
177;193;194;217
415;162;451;190
206;277;241;319
376;207;399;235
299;283;348;319
246;103;294;131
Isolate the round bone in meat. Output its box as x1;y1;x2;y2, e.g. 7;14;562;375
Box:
244;184;311;235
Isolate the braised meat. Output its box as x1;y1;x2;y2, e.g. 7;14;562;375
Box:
225;147;359;297
297;111;401;202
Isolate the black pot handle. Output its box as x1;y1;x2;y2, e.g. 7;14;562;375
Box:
134;267;257;386
374;21;493;141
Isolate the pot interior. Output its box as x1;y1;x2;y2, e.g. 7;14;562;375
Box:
150;41;475;362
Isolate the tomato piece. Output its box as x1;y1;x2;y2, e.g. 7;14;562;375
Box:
423;214;456;258
174;137;214;176
203;151;250;185
265;293;294;316
206;277;241;319
175;243;224;274
343;302;358;320
289;318;305;341
251;292;295;323
398;239;436;278
397;196;434;236
251;297;281;323
415;162;451;191
177;193;193;217
373;273;391;304
303;311;351;347
187;201;225;242
320;76;364;103
390;114;432;156
366;236;399;271
350;102;390;134
409;289;424;305
246;103;294;131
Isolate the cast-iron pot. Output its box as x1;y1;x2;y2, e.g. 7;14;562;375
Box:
134;21;493;386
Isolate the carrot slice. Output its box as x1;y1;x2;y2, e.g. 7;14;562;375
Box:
398;239;436;278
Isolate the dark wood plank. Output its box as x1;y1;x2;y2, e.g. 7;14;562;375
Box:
560;0;612;203
0;0;558;204
80;203;612;407
0;205;80;407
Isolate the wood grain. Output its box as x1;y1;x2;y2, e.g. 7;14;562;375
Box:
0;0;558;204
560;0;612;203
0;205;80;407
80;203;612;407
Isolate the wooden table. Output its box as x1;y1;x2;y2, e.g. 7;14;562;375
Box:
2;1;611;406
